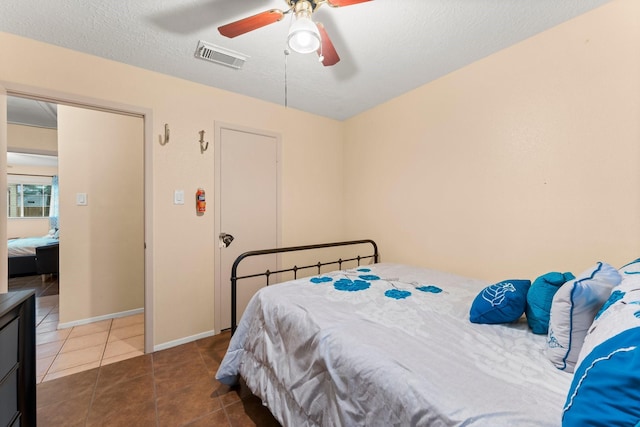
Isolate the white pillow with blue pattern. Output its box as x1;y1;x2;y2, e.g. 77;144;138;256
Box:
575;275;640;368
563;278;640;426
546;262;621;373
618;257;640;277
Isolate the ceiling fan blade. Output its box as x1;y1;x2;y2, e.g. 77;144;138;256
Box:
316;23;340;67
326;0;372;7
218;9;285;38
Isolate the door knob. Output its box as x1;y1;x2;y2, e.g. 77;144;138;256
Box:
219;233;234;248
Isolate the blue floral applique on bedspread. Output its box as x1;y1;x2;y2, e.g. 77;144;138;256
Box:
310;276;333;284
385;289;412;299
416;285;442;294
308;270;445;301
334;278;371;292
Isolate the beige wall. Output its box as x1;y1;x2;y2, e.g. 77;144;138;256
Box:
57;105;144;323
8;123;57;154
344;0;640;281
7;219;50;239
0;30;344;347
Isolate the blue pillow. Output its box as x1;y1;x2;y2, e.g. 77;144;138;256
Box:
563;327;640;426
526;272;575;334
470;280;531;324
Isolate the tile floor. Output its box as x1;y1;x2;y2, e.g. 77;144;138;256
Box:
36;295;145;383
12;275;280;425
10;275;144;383
36;332;281;426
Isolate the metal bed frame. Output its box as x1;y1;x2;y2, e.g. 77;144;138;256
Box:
230;239;378;333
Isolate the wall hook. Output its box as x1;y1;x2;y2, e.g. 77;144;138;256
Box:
159;123;170;146
199;130;209;153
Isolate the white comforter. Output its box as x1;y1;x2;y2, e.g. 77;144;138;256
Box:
8;237;58;257
216;263;572;427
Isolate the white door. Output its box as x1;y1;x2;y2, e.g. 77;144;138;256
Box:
215;124;279;332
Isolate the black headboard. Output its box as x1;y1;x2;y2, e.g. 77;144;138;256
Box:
229;239;379;333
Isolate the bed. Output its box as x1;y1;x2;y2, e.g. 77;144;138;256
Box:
216;240;640;426
8;236;59;277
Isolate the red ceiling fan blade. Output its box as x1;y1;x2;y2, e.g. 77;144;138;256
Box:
218;9;285;38
326;0;372;7
317;23;340;66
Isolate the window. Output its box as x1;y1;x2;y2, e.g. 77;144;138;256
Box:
7;177;52;218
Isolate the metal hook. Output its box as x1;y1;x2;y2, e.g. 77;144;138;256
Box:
199;130;209;153
159;123;170;146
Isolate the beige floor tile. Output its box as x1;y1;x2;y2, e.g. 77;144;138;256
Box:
30;300;150;382
103;335;144;359
49;343;105;373
37;307;54;317
100;350;145;366
112;313;144;329
108;323;144;342
37;321;60;334
39;317;59;329
67;320;112;339
36;295;59;308
36;329;71;345
43;361;101;382
37;340;65;359
37;355;55;377
61;331;109;354
42;313;59;323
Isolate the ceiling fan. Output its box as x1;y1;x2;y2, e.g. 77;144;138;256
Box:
218;0;372;67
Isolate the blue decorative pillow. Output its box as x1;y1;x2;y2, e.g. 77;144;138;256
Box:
469;280;531;324
563;327;640;426
619;257;640;277
546;262;621;373
526;272;575;334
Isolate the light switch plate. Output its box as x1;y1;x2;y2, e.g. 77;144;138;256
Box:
76;193;88;206
174;190;185;205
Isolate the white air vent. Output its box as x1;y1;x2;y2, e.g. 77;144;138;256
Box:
195;41;248;70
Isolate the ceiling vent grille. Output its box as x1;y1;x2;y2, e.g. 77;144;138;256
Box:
195;41;248;70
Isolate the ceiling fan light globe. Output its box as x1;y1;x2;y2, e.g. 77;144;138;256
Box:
287;16;321;54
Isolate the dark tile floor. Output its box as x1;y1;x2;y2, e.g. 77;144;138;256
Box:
10;275;279;425
36;331;282;426
8;273;59;296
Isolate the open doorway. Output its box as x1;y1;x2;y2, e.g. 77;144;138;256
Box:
6;95;146;383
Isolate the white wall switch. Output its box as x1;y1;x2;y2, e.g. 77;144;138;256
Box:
174;190;185;205
76;193;88;206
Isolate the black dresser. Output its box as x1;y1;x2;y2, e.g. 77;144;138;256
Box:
0;291;36;427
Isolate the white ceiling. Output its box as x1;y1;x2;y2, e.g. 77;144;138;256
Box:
7;152;58;168
0;0;612;122
7;97;57;129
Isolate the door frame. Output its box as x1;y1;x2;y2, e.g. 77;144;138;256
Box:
213;121;282;333
0;80;155;354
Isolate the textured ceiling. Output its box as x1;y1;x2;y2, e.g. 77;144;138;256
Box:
0;0;612;121
7;97;57;129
